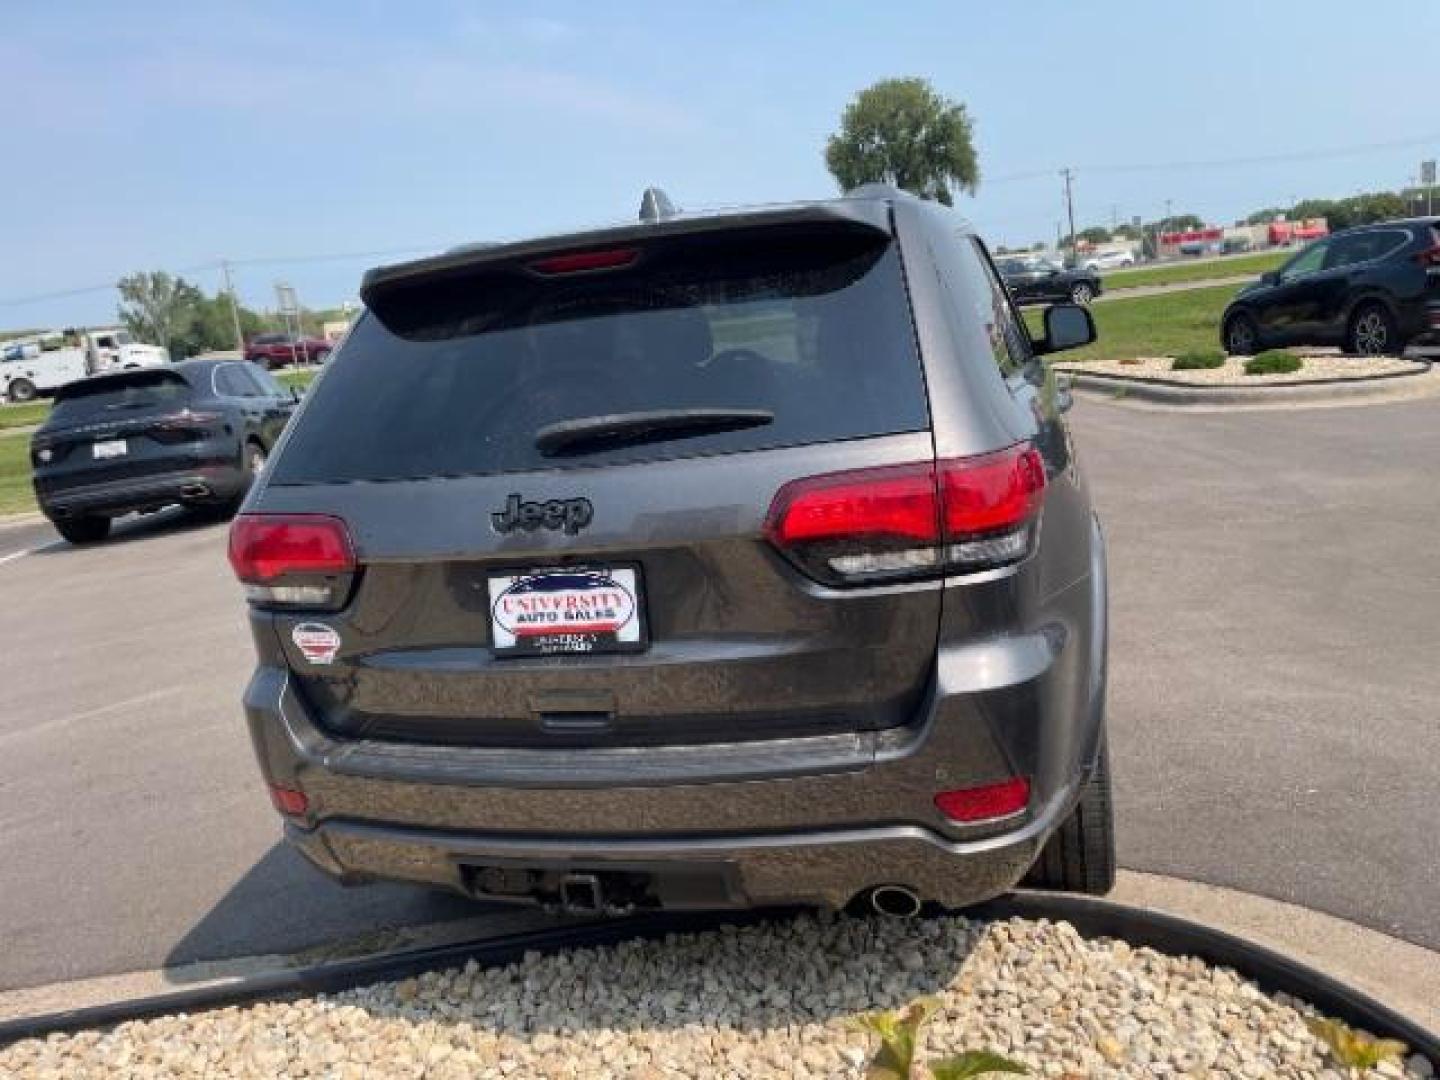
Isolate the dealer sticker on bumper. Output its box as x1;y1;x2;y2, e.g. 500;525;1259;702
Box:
292;622;341;665
488;567;645;657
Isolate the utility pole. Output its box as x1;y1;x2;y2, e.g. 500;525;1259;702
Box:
221;261;244;354
1059;169;1078;265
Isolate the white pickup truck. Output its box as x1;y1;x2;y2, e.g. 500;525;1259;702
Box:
1;329;168;402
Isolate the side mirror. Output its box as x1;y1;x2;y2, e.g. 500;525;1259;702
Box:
1260;271;1279;286
1034;303;1096;355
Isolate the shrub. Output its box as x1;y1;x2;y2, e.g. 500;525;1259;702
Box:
1305;1017;1406;1070
1171;350;1225;371
851;998;1029;1078
1243;350;1302;376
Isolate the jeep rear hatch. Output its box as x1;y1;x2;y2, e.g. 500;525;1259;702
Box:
248;209;944;749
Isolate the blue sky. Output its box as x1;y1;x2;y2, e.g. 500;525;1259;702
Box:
5;0;1439;329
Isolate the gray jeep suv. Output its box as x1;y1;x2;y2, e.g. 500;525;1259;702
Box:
229;186;1113;917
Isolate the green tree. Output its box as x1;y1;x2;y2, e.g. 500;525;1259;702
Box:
1158;213;1204;233
1112;223;1140;241
116;272;204;356
181;293;263;356
117;271;270;358
824;77;979;205
1290;198;1345;229
1077;226;1111;245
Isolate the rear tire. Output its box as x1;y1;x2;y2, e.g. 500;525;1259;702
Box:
1070;282;1094;305
1024;735;1116;895
53;515;111;545
1346;302;1399;357
6;377;36;403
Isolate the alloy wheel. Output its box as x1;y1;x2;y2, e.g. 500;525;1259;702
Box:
1226;319;1255;356
1353;310;1389;355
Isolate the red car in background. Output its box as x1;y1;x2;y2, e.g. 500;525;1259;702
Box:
244;333;332;370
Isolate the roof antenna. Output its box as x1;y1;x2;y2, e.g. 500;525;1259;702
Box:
639;187;678;223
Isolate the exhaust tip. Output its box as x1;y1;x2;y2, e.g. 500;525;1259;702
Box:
869;884;923;919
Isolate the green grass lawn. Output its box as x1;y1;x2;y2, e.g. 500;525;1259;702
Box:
1024;283;1238;363
0;399;50;431
276;368;318;392
1104;251;1284;291
0;434;36;516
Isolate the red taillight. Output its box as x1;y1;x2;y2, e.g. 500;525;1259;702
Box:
934;777;1030;823
268;783;309;817
229;514;354;581
529;247;639;275
228;514;355;607
764;445;1046;585
1413;242;1440;268
765;463;940;546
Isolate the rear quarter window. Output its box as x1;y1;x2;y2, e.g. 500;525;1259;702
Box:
49;371;192;423
269;227;930;483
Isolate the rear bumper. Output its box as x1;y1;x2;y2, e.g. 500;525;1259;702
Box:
243;525;1107;911
286;813;1055;911
38;463;244;518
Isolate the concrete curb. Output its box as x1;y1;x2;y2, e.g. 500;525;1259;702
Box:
1066;362;1439;409
1;878;1434;1058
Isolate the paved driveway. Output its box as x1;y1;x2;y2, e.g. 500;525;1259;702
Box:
0;395;1436;991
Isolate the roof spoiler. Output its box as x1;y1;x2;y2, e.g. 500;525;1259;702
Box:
360;199;891;309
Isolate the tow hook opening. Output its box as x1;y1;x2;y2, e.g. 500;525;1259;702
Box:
559;872;603;914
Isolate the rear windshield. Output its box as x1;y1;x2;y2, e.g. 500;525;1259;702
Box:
50;370;192;423
269;224;928;484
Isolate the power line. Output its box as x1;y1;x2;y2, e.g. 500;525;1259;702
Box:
987;131;1440;186
0;246;447;309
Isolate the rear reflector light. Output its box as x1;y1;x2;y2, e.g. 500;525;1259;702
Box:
228;514;355;607
764;444;1046;585
529;247;639;275
934;777;1030;823
268;783;309;817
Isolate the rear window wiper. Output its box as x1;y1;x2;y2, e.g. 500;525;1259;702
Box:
535;408;774;457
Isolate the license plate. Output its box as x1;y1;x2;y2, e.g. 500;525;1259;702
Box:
91;439;127;459
487;566;647;657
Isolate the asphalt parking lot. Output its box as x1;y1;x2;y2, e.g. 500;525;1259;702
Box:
1;394;1437;992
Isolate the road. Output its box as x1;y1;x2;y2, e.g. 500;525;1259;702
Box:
1;395;1438;990
1094;274;1254;302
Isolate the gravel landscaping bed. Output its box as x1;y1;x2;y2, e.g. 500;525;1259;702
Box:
1058;355;1422;385
2;914;1431;1079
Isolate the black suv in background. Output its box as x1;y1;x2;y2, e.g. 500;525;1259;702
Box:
229;187;1113;918
998;255;1103;306
31;360;297;544
1221;218;1440;355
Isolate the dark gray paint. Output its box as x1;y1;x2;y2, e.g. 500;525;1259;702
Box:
239;188;1105;910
